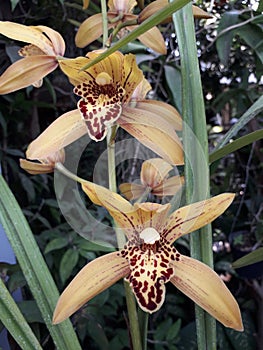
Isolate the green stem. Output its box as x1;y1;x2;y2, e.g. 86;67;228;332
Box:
106;128;142;350
173;3;216;350
138;308;149;350
101;0;108;48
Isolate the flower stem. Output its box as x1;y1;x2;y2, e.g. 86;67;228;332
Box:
172;3;216;350
138;308;149;350
106;128;142;350
101;0;108;48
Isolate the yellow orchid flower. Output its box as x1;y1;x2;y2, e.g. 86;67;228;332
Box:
120;158;184;200
75;0;167;54
24;51;183;165
20;149;65;175
0;22;65;94
53;185;243;332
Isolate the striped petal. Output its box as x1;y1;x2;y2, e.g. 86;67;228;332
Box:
53;251;129;323
20;159;54;174
119;183;145;200
141;158;173;188
135;100;182;131
0;56;57;94
137;26;167;55
170;255;243;331
153;175;184;196
75;14;105;48
0;22;55;56
35;25;65;56
26;109;86;160
163;193;235;243
119;106;183;165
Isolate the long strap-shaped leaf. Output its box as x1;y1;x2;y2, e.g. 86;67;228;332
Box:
0;175;81;350
213;95;263;150
0;278;42;350
173;3;216;349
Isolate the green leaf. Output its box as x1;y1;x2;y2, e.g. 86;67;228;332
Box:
237;23;263;63
216;10;241;66
0;278;42;350
0;175;82;350
209;129;263;163
214;95;263;150
44;237;69;254
166;319;181;341
80;0;191;70
164;64;182;113
59;248;79;284
232;247;263;268
10;0;20;11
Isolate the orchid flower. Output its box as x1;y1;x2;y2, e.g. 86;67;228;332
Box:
22;50;183;166
53;183;243;332
0;22;65;94
75;0;167;54
120;158;184;200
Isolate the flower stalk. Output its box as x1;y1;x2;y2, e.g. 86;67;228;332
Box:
106;127;143;350
173;3;216;349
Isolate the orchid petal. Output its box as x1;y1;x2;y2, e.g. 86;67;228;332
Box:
170;255;243;331
75;14;105;48
82;0;90;9
0;21;55;56
0;56;57;94
119;183;145;200
53;251;129;323
35;26;65;56
110;203;171;239
137;26;167;55
20;159;54;174
153;175;184;196
141;158;173;188
139;1;212;23
26;109;86;160
122;54;144;102
108;0;137;12
163;193;235;243
119;107;184;165
136;100;182;131
192;5;213;19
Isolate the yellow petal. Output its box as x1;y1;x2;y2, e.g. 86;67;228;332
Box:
139;1;212;23
81;181;136;240
170;255;243;331
119;183;145;200
58;51;124;86
108;0;137;12
135;100;182;131
82;0;89;9
122;54;144;102
131;78;151;100
119;107;184;165
0;56;57;94
192;5;213;19
20;159;54;174
35;25;65;56
141;158;173;188
26;109;86;159
164;193;235;243
53;251;129;323
137;26;167;55
75;14;104;48
0;21;55;56
153;175;184;196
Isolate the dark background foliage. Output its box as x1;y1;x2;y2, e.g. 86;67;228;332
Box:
0;0;262;349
